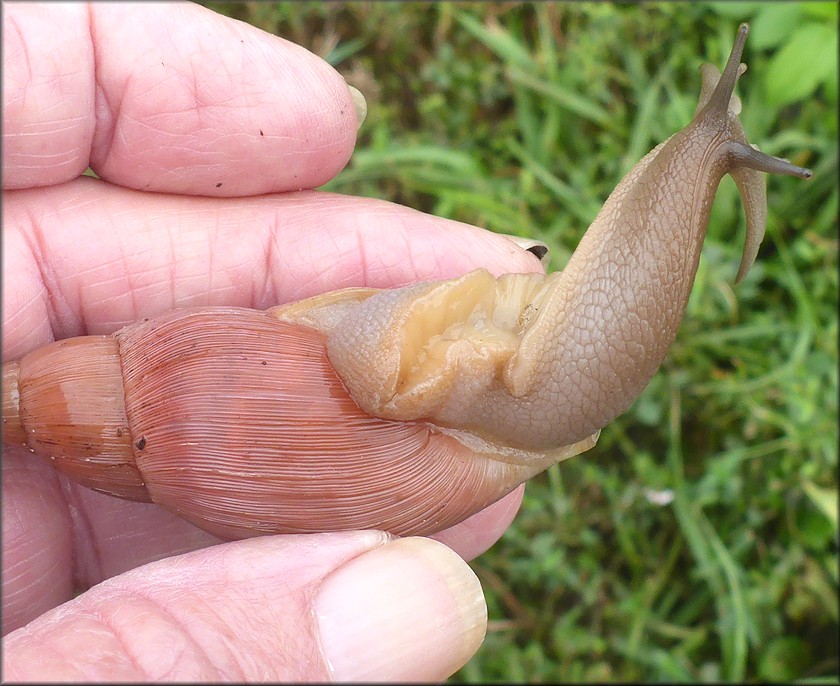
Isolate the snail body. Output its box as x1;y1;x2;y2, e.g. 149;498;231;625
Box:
2;25;811;539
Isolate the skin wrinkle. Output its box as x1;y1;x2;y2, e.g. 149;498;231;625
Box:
266;218;321;303
87;4;119;174
79;599;204;680
187;58;207;127
64;489;222;590
338;213;400;287
83;294;134;333
2;228;44;352
2;9;101;193
122;110;189;148
9;152;83;179
2;571;44;630
3;538;32;590
182;599;252;681
268;204;348;297
35;95;85;121
200;580;295;679
17;630;88;681
115;235;143;329
2;454;75;634
306;251;355;294
195;210;256;306
11;117;86;137
1;280;45;358
5;15;32;83
353;219;369;288
69;268;135;329
4;516;41;593
203;214;219;308
104;215;177;312
56;476;104;595
259;215;283;308
186;10;251;109
163;218;180;313
128;71;228;158
28;597;141;679
110;591;232;680
349;208;435;287
382;208;446;283
86;568;312;680
185;44;262;112
400;227;421;287
17;207;76;341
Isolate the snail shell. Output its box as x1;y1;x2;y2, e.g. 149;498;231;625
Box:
3;307;585;539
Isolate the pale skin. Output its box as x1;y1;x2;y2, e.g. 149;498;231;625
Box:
1;2;544;680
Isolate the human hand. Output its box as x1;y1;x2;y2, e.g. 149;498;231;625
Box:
2;2;545;681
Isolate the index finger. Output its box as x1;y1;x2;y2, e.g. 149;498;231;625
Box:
2;1;360;195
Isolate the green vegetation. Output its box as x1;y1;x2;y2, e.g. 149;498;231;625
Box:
207;2;837;681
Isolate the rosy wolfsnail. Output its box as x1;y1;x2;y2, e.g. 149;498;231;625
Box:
1;24;811;540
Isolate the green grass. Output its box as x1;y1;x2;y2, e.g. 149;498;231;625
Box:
206;2;837;681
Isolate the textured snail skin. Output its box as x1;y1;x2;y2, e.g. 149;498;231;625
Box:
274;24;811;459
1;25;811;539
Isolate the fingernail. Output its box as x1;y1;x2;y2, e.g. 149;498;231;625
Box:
313;537;487;682
499;233;551;268
347;85;367;131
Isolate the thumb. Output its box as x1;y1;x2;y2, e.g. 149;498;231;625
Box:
2;532;487;682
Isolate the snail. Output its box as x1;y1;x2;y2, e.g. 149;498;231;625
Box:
1;24;811;540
